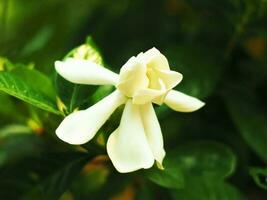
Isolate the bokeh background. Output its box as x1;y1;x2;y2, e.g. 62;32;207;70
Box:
0;0;267;199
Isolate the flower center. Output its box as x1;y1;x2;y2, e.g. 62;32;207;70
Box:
116;62;168;105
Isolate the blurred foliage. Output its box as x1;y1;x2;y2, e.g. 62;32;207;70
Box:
0;0;267;199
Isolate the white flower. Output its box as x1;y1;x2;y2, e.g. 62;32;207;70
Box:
55;47;205;173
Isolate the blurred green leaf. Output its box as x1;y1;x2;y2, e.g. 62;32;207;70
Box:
21;26;54;56
22;153;90;200
0;152;91;200
0;124;31;138
146;165;184;189
224;93;267;162
171;181;244;200
0;70;60;115
147;141;236;189
250;167;267;190
0;126;42;167
169;141;236;180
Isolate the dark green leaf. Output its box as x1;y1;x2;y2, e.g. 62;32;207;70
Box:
22;153;90;200
250;167;267;190
146;165;184;189
147;141;236;189
168;141;236;180
0;152;92;200
0;129;43;167
171;181;244;200
224;92;267;162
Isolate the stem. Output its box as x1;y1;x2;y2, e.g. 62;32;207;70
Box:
69;85;80;112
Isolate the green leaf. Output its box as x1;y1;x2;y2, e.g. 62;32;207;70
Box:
147;141;236;189
159;133;241;199
0;70;60;115
171;181;244;200
11;67;57;100
56;36;105;113
0;152;92;200
0;129;43;167
250;167;267;190
169;141;236;180
224;92;267;162
146;164;184;189
0;124;32;139
22;153;90;200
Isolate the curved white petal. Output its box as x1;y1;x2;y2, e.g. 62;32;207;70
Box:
164;90;205;112
138;47;170;70
140;103;165;166
156;69;183;90
107;100;154;173
132;88;166;105
117;56;148;97
56;90;126;145
55;58;119;85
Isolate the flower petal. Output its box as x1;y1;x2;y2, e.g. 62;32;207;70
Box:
132;87;166;105
140;103;165;166
117;56;148;97
55;58;119;85
56;90;126;145
107;100;154;173
164;90;205;112
156;69;183;90
138;47;170;70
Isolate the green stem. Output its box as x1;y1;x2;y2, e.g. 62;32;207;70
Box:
69;85;80;112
